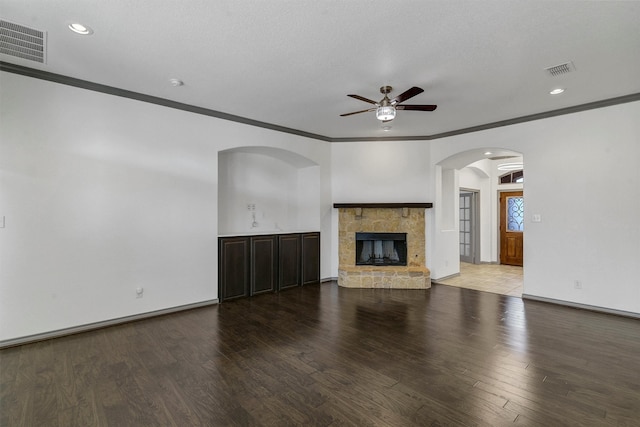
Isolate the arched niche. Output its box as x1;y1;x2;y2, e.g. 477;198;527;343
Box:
218;146;320;235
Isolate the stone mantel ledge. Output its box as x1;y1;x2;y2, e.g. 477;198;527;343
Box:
339;266;429;273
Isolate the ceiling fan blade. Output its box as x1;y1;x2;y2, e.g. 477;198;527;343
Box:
340;108;376;117
347;94;378;105
396;104;437;111
391;86;424;104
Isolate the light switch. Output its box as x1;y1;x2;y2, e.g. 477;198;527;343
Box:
532;214;542;223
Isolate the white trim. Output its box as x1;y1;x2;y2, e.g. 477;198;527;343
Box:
0;300;219;349
432;272;461;281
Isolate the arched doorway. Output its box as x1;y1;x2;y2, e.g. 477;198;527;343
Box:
432;148;524;296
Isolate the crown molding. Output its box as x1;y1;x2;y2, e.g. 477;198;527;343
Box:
330;92;640;142
3;61;640;143
0;61;331;142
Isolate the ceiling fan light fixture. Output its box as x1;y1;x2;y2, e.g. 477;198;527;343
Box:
376;105;396;121
341;85;436;122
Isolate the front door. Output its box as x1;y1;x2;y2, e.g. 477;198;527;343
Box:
499;191;524;266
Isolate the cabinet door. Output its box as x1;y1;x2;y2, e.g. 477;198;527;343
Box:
301;232;320;285
250;235;277;295
219;237;250;301
278;234;301;290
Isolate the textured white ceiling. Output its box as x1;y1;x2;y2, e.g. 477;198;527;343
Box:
1;0;639;139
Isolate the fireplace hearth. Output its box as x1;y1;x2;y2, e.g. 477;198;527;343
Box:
356;232;407;266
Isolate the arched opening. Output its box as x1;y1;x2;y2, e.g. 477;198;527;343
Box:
432;148;524;296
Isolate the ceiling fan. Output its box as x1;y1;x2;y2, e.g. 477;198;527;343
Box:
340;86;437;122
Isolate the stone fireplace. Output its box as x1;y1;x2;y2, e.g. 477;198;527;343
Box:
334;203;431;289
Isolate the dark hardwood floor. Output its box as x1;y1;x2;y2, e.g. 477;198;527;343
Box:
2;283;639;426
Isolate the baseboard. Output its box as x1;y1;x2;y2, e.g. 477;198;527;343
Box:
0;299;219;349
522;294;640;319
432;272;460;281
322;277;337;283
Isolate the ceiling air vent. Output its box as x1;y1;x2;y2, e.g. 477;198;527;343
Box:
0;20;46;63
545;61;575;77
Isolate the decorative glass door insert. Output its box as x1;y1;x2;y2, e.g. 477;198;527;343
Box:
507;196;524;232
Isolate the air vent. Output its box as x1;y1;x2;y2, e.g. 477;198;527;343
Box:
0;20;46;63
545;61;575;77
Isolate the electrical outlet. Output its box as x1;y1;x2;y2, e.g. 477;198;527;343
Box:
574;280;582;290
136;287;144;298
247;204;256;211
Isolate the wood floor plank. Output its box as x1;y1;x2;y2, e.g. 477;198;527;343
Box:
2;282;640;426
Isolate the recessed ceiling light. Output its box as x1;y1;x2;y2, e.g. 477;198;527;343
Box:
381;125;392;132
550;88;565;95
169;78;184;87
484;151;493;156
68;23;93;35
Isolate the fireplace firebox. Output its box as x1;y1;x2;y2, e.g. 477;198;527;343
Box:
355;232;407;266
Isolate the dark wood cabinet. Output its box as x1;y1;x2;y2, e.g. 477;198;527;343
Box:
278;234;301;290
219;232;320;301
301;232;320;285
250;235;277;295
218;236;250;301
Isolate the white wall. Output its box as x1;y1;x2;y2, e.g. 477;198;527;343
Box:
433;167;460;277
331;140;433;202
521;106;639;313
0;72;332;342
297;165;322;231
430;101;640;315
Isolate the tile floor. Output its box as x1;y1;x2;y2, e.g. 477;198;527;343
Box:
434;262;523;297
